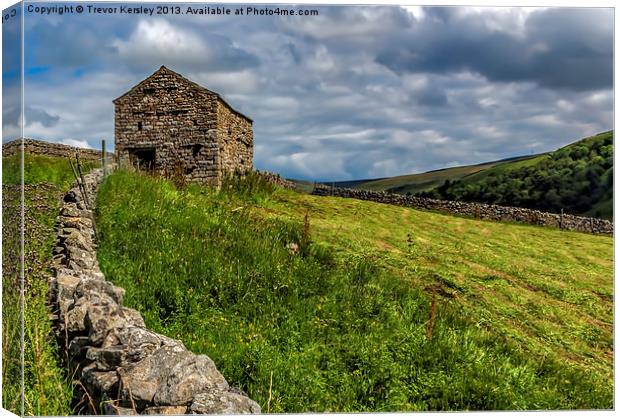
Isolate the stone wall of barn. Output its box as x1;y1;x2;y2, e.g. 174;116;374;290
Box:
216;100;253;176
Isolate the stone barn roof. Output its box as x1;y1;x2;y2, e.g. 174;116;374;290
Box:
113;66;253;123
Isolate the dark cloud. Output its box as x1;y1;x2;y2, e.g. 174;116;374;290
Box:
2;101;20;141
26;106;60;127
25;20;117;69
416;85;448;107
376;7;612;91
285;42;302;64
2;105;59;140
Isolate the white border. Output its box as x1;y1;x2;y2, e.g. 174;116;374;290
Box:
0;1;616;417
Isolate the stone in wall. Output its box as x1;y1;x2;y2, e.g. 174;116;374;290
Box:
217;100;253;176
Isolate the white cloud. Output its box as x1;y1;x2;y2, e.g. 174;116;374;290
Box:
457;7;544;38
111;19;258;74
59;138;93;149
401;6;425;21
262;96;300;110
556;99;575;112
297;128;378;143
368;159;402;178
189;70;260;95
23;71;122;143
306;45;337;73
280;7;405;41
113;19;208;68
270;151;349;180
527;114;563;127
584;91;612;106
3;124;22;142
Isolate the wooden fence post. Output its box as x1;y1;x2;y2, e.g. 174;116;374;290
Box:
101;139;107;176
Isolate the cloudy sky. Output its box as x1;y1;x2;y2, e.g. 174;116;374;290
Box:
2;3;614;181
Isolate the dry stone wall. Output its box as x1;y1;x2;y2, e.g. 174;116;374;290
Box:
49;168;261;415
3;138;113;161
256;171;296;189
311;185;613;235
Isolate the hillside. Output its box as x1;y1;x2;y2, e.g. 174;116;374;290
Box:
330;155;540;195
419;131;613;219
95;170;613;412
326;131;613;220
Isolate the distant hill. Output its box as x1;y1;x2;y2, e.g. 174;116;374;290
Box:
418;131;613;220
315;131;613;220
333;155;541;195
324;177;388;189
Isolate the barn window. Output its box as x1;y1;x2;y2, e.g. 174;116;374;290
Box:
138;122;143;131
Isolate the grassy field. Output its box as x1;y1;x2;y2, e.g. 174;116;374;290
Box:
2;153;89;415
96;170;613;412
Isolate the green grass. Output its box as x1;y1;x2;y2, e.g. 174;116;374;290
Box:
2;177;22;415
2;153;81;415
96;170;613;412
458;154;547;184
3;152;96;189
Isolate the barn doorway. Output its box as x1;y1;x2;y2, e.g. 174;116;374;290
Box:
128;148;156;171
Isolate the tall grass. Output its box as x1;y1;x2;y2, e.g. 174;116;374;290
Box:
96;170;612;411
2;179;22;414
2;154;78;415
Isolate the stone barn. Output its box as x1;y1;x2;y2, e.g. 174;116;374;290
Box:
113;66;253;184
